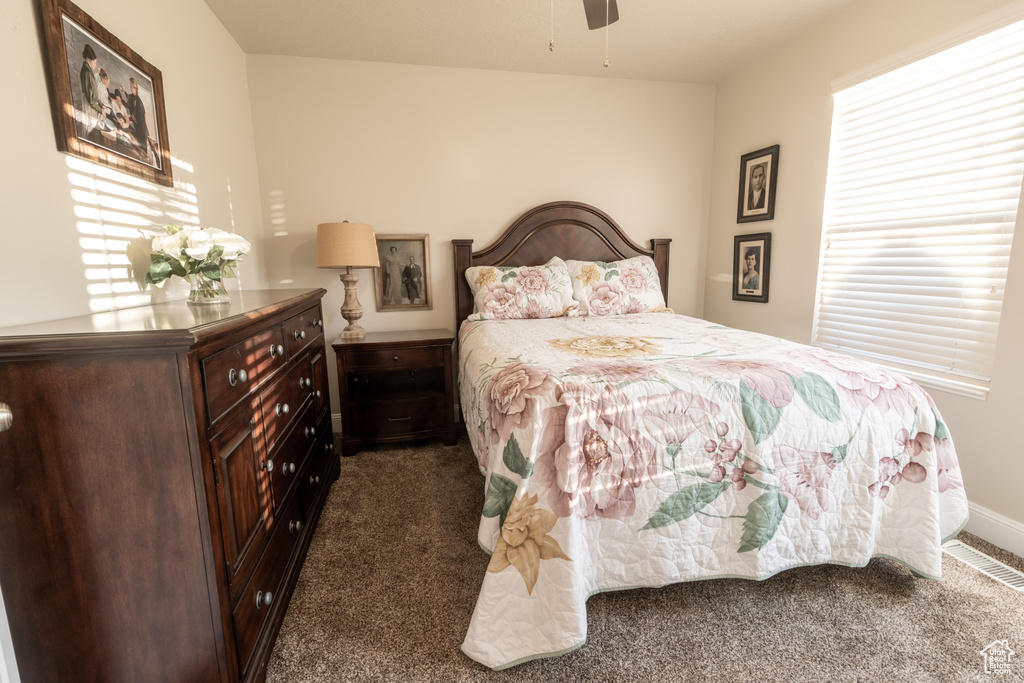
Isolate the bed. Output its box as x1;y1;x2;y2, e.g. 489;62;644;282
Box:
453;201;970;669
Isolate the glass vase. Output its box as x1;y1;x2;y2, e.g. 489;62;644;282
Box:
186;272;231;305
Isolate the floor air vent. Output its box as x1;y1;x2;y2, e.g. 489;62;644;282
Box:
943;540;1024;591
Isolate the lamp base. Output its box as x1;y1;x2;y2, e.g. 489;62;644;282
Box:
339;268;367;339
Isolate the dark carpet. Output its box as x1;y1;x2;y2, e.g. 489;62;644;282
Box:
266;437;1024;682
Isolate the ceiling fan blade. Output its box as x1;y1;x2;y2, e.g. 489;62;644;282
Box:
582;0;619;30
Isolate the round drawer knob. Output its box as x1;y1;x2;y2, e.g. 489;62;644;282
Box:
392;355;399;362
285;462;296;475
293;329;306;341
289;519;303;534
256;590;273;609
228;368;248;386
309;475;321;486
276;403;290;416
305;426;316;438
0;403;13;432
261;459;274;472
315;390;322;398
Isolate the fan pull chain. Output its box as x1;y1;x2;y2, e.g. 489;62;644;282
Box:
603;0;610;66
550;0;554;51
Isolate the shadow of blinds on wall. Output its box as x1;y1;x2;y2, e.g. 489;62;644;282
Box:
812;17;1024;399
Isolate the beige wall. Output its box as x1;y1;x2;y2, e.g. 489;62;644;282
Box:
0;0;268;330
246;55;716;411
0;0;267;679
705;0;1024;536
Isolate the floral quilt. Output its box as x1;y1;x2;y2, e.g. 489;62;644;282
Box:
458;313;969;669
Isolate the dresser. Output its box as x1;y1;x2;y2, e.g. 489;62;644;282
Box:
0;289;336;683
333;329;458;456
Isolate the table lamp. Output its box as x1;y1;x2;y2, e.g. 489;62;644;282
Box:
316;221;380;339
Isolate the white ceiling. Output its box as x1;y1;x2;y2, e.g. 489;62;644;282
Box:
202;0;860;84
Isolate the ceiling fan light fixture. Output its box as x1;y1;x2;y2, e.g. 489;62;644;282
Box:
582;0;619;30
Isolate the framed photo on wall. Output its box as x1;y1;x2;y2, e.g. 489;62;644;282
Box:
736;145;779;223
374;234;432;311
733;232;771;303
40;0;173;186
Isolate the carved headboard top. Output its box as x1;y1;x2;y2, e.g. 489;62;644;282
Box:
453;200;671;331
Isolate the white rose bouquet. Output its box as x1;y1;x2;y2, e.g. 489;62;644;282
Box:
145;224;251;302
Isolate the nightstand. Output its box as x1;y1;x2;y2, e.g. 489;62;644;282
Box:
333;329;458;456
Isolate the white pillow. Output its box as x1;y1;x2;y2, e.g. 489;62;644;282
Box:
565;256;667;316
465;257;577;321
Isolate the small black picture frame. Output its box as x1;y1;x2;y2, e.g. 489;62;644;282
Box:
733;233;771;303
737;145;779;223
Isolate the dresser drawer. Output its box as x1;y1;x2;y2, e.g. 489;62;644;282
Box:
260;354;313;454
231;491;304;676
344;345;444;372
348;397;446;437
301;436;335;516
311;350;329;419
202;326;287;425
284;305;324;359
267;402;319;510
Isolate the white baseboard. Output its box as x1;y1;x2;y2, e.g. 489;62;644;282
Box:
331;412;342;435
964;501;1024;558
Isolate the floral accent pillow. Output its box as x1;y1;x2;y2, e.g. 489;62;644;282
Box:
565;256;669;316
465;257;577;321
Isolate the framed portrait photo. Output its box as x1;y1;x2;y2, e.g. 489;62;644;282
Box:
374;234;432;311
736;145;779;223
733;232;771;303
40;0;173;186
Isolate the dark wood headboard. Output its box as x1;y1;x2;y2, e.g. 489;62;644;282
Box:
453;200;671;331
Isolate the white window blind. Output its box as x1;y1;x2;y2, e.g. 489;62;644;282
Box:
813;18;1024;392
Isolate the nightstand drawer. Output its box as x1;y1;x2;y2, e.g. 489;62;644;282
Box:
348;397;446;437
345;345;444;371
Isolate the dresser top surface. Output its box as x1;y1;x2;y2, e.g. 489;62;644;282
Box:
0;289;325;350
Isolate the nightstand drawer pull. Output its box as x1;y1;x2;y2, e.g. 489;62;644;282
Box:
276;403;290;416
299;377;312;389
294;329;306;341
261;459;274;472
0;403;11;432
387;416;412;422
289;520;303;534
283;462;296;475
269;343;285;358
309;475;321;486
393;355;399;362
228;368;248;386
305;426;316;438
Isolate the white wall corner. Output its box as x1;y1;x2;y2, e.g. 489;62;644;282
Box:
964;501;1024;559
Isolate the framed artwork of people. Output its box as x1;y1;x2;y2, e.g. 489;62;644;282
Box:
40;0;172;186
373;234;432;311
733;232;771;303
736;145;779;223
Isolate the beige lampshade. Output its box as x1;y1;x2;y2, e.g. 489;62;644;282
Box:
315;222;380;269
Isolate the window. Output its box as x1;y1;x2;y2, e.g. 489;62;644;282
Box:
813;18;1024;399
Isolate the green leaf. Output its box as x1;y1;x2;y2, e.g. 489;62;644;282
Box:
738;490;788;553
831;443;848;464
641;482;729;530
739;380;781;444
792;372;842;422
482;473;518;527
603;270;620;281
932;407;951;441
666;443;681;457
500;271;518;282
145;255;174;285
198;261;223;280
502;434;533;479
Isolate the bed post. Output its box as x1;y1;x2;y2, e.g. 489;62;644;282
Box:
453;239;475;333
651;238;671;304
